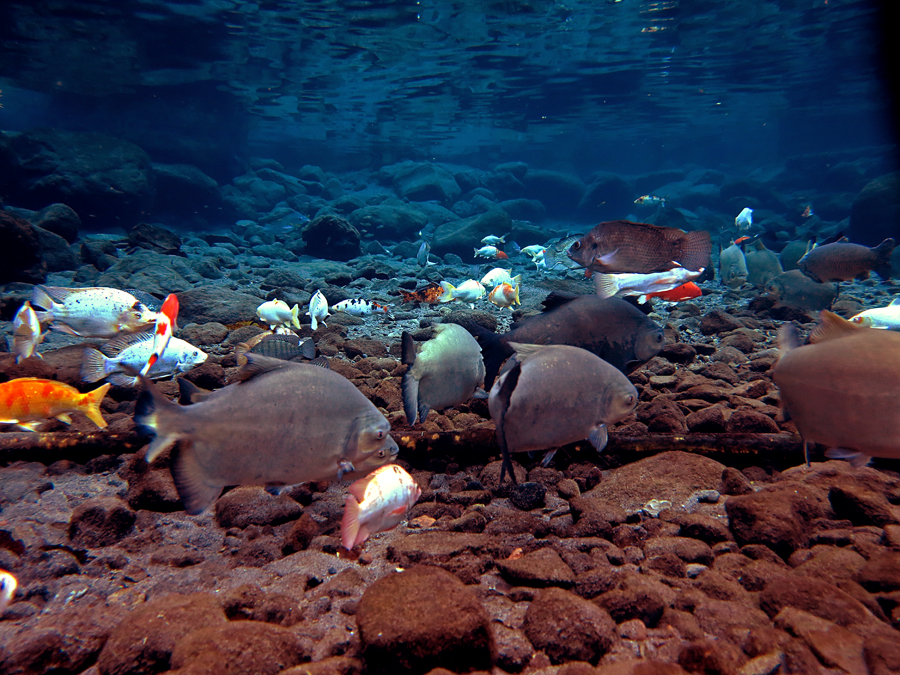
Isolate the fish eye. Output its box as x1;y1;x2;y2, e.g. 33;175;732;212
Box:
625;394;635;406
377;449;385;457
570;241;581;251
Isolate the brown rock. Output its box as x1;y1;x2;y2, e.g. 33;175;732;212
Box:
281;657;363;675
170;620;309;675
596;577;666;627
864;628;900;675
643;537;714;566
699;310;744;335
672;514;733;544
634;399;687;433
68;497;136;548
719;467;753;496
214;487;303;529
759;576;877;629
119;454;182;512
387;532;505;567
356;566;493;674
693;598;770;643
524;587;616;665
495;547;576;588
677;638;744;675
282;512;328;553
660;343;696;364
775;607;867;674
829;485;900;528
856;551;900;592
725;409;780;434
790;546;866;584
221;584;303;627
97;593;227;675
685;405;728;433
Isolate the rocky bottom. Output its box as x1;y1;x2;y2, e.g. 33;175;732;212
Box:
0;444;899;675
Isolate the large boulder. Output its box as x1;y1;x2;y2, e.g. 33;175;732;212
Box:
522;169;586;217
392;162;461;205
302;213;362;261
848;172;900;246
151;162;223;225
0;210;47;283
348;202;427;241
577;173;634;222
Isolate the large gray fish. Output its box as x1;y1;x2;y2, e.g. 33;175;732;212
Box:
773;311;900;466
467;294;664;387
489;343;638;484
744;240;783;289
779;240;811;271
798;238;894;283
134;355;399;514
718;243;748;288
765;270;837;312
401;324;485;424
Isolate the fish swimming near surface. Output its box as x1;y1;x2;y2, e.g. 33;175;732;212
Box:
332;298;393;318
82;332;208;387
31;286;157;338
257;299;301;331
474;245;508;260
307;290;330;330
798;238;895;283
488;282;521;310
0;570;15;614
719;243;748;288
765;270;838;313
341;464;422;550
134;354;399;514
640;281;702;304
467;294;664;387
745;240;783;289
11;301;44;363
235;332;319;366
593;267;703;301
567;220;711;274
401;324;486;424
0;378;110;431
773;311;900;466
438;279;486;307
489;343;638;484
399;283;444;305
735;207;753;231
850;298;900;330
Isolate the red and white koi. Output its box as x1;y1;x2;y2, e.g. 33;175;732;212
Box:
141;293;179;376
332;298;393;318
474;245;508;260
11;301;44;363
488;282;521;310
341;464;422;550
594;267;704;301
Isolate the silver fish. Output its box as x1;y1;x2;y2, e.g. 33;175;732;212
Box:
82;332;207;386
417;241;437;267
719;244;748;288
401;324;486;424
31;285;157;338
135;354;399;514
745;240;783;289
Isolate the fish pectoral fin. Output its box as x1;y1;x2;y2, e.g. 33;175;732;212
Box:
170;443;222;515
596;249;619;266
14;421;43;432
337;460;356;481
417;403;431;424
540;449;557;467
472;388;489;400
588;425;609;452
55;413;73;425
824;448;872;468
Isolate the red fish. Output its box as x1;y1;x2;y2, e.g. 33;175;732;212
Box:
734;236;752;245
495;250;509;260
640;281;702;304
0;378;110;431
141;293;179;376
399;283;444;304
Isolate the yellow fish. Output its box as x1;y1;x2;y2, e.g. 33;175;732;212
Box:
0;378;110;431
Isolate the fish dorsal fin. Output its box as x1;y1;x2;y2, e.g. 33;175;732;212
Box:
237;353;292;382
400;332;417;366
102;331;153;356
809;310;865;344
507;342;545;362
889;297;900;307
541;291;579;311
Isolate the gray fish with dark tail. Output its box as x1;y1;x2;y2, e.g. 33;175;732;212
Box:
745;240;783;289
401;324;485;424
134;354;398;514
764;270;837;312
489;343;638;484
466;294;664;388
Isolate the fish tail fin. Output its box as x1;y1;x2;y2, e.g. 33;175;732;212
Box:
81;348;112;383
81;383;111;428
873;238;895;279
777;322;802;359
341;496;362;549
134;375;188;463
680;230;712;271
465;321;512;389
30;285;57;311
593;273;620;299
32;310;53;326
290;304;301;329
513;284;521;306
494;362;522;486
438;281;456;303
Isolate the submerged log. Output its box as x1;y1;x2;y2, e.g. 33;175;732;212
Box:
0;431;146;466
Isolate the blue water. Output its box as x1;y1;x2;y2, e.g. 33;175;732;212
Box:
0;0;896;177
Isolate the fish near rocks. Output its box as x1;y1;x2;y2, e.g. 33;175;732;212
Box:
0;570;15;614
438;280;485;307
82;332;208;386
399;283;444;305
850;298;900;330
593;267;702;301
798;238;894;282
719;243;748;288
341;464;421;550
307;290;330;330
11;301;44;363
468;294;664;387
744;240;783;289
773;311;900;465
256;299;301;330
567;220;711;274
0;378;110;431
31;285;157;338
401;324;486;424
487;282;520;310
134;354;399;514
235;332;318;365
333;298;392;318
489;343;638;483
764;270;837;312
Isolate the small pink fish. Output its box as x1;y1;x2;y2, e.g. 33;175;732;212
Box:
141;294;178;376
341;464;421;550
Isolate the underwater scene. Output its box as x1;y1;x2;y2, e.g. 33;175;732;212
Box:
1;0;900;673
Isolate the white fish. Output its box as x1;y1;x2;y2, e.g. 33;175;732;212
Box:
594;267;703;300
333;298;392;318
488;283;520;310
850;298;900;330
735;207;753;231
474;245;505;259
307;290;330;331
0;570;15;614
481;235;506;246
31;286;158;338
520;244;546;258
401;325;486;424
12;301;44;363
256;299;301;330
341;464;422;550
438;280;485;308
81;332;208;387
480;268;520;288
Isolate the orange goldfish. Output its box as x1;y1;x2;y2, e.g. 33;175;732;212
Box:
640;281;702;304
0;378;110;431
399;283;444;305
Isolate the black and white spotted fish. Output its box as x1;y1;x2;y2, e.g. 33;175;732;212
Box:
332;298;393;319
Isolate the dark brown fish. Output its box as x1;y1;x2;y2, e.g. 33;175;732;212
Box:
235;332;317;366
798;238;894;283
567;220;711;274
764;270;837;312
